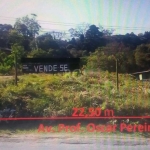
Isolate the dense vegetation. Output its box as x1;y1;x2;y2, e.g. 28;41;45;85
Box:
0;14;150;74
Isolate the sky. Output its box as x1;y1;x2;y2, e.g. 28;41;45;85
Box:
0;0;150;35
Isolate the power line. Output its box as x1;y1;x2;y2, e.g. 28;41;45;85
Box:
0;16;150;30
0;16;147;28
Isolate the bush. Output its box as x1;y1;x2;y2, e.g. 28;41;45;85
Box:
0;65;11;74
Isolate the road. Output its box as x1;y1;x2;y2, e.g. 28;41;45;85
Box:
0;134;150;150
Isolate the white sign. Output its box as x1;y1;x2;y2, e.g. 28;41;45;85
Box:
34;64;68;72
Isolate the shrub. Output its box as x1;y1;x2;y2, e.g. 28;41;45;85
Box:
0;65;11;74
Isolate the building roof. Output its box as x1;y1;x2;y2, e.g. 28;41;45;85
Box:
0;48;11;54
132;69;150;75
0;48;11;51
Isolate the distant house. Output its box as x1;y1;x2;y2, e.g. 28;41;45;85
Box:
0;48;11;54
131;70;150;81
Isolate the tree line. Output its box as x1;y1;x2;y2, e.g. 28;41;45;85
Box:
0;14;150;74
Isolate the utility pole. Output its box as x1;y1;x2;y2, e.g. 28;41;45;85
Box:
116;58;119;91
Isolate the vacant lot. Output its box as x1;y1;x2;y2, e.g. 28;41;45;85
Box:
0;71;149;124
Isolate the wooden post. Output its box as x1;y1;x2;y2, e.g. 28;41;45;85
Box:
14;53;18;86
116;59;119;91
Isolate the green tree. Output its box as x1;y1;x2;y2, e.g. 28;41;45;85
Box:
34;33;59;50
84;25;105;52
0;44;25;74
14;14;41;50
69;23;90;38
0;51;11;74
28;49;50;58
86;46;137;73
135;44;150;69
14;14;41;38
11;44;26;72
0;51;7;65
0;24;12;48
9;29;23;45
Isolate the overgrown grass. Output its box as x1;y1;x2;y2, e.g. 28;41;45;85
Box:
0;71;149;121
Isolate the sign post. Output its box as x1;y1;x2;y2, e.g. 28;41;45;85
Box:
116;59;119;91
14;53;18;86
